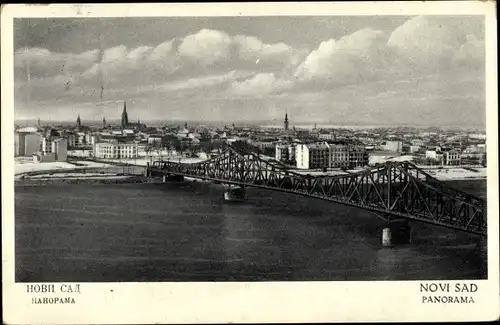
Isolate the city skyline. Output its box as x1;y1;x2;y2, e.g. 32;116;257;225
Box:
14;16;485;126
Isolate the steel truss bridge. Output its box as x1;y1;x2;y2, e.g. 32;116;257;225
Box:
149;147;486;236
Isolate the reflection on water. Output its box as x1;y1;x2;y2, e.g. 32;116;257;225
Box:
15;180;487;282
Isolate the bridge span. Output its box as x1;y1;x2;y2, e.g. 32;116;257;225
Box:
146;146;486;244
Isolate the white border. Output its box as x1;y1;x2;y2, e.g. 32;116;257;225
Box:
2;2;499;323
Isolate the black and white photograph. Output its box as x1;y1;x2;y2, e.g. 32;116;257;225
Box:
2;2;498;324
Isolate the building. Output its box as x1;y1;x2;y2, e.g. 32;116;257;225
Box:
14;132;26;156
383;140;403;152
328;144;349;168
318;133;335;141
24;133;42;157
93;141;139;159
35;137;68;162
275;143;296;163
52;138;68;161
347;145;368;168
461;152;486;166
409;145;421;153
33;152;56;163
284;112;289;131
118;100;145;130
15;127;39;156
295;142;330;169
42;137;53;155
147;135;163;145
425;150;444;164
329;144;368;168
443;149;461;166
296;142;369;169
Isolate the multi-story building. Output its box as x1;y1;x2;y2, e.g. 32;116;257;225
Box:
15;128;41;157
66;131;91;148
33;137;68;163
275;143;289;162
347;145;368;168
93;141;139;159
443;149;461;166
425;150;444;164
318;132;335;141
24;133;42;157
461;152;486;166
329;144;368;168
328;144;350;168
383;140;403;152
42;137;52;155
52;138;68;161
14;132;26;156
295;142;330;169
296;142;369;169
409;145;421;153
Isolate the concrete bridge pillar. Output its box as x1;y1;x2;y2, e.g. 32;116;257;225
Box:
167;174;185;182
382;219;411;247
224;186;246;202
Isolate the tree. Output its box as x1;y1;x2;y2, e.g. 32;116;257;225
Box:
230;140;258;154
200;140;213;153
144;144;154;161
179;141;188;156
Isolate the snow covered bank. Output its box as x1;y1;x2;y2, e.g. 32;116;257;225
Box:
422;168;487;181
15;158;116;177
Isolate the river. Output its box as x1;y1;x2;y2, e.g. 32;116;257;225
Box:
15;180;487;282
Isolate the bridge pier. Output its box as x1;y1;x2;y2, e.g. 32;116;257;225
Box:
162;174;184;182
382;219;412;247
224;186;246;202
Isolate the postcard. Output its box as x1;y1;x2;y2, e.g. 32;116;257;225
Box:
2;2;499;323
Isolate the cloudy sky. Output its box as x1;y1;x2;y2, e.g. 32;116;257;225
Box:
14;16;485;126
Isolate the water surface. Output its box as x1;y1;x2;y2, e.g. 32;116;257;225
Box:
15;180;487;282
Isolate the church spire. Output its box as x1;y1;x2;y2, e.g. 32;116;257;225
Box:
76;114;81;128
284;109;289;131
121;100;129;129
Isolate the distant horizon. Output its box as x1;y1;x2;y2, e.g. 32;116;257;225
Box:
14;117;486;132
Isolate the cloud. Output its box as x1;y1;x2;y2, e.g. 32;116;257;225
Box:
14;47;100;80
230;73;293;96
178;29;233;65
292;15;484;93
233;35;305;71
453;34;485;67
15;28;302;97
387;16;468;72
294;28;393;85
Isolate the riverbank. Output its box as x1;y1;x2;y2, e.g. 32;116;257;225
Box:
14;158;487;185
15;157;113;175
15;175;161;186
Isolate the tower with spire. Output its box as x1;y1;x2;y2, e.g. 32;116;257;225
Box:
284;110;289;131
121;100;129;129
102;117;106;129
76;114;81;128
